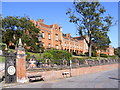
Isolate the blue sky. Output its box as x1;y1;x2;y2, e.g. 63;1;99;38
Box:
2;2;118;48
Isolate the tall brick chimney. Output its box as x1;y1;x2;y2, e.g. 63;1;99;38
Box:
38;19;44;23
66;33;71;38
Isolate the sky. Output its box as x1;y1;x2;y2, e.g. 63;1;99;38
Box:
2;2;119;48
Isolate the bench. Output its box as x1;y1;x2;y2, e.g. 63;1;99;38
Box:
28;74;44;82
62;72;70;77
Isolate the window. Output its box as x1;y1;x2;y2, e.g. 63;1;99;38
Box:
48;43;51;48
42;32;44;38
56;34;58;41
48;34;51;40
56;45;58;49
65;43;66;46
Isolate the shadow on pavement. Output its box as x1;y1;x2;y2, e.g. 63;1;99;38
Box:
109;77;120;83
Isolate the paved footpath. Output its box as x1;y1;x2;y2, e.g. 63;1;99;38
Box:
0;63;4;71
2;68;119;88
0;63;5;79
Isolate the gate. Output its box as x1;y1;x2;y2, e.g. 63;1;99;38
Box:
5;51;16;83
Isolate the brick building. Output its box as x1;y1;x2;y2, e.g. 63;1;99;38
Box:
31;19;115;56
31;19;63;50
31;19;89;55
98;45;114;56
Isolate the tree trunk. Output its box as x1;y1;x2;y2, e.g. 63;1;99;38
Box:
88;44;92;57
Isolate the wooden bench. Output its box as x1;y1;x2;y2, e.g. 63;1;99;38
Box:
28;74;44;82
62;72;70;77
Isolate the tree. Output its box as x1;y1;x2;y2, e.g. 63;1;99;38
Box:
2;16;42;52
45;49;72;65
42;52;53;63
114;47;120;57
66;0;113;57
0;14;2;50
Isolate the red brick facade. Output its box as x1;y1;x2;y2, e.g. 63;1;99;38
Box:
97;45;114;56
31;19;114;56
31;19;63;50
31;19;89;55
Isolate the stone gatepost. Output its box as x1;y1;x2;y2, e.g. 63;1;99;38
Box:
16;38;28;83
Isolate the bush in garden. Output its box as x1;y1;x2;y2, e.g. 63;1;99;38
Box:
26;52;30;60
92;51;98;57
100;53;108;58
44;49;72;65
42;52;53;63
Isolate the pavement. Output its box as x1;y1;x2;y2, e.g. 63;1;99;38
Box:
0;63;5;71
0;63;5;79
1;68;119;89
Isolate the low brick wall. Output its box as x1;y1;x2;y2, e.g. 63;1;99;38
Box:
27;64;118;81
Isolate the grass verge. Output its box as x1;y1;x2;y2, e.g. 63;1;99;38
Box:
0;56;5;63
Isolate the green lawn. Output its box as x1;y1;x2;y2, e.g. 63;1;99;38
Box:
0;56;5;63
72;55;88;58
72;55;107;60
27;52;41;60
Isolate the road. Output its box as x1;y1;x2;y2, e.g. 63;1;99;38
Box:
3;68;119;88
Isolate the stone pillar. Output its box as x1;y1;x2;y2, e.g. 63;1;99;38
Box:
16;38;28;83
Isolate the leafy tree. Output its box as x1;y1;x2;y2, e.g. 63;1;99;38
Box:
118;47;120;57
66;0;113;57
42;52;53;63
114;47;120;57
0;14;2;49
45;50;72;65
2;16;42;52
100;53;108;58
26;52;30;60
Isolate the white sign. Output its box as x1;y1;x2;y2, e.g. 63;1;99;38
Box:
7;66;16;75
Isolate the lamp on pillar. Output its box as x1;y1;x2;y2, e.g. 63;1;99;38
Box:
16;38;28;83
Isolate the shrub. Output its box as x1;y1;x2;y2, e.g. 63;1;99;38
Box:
44;49;72;65
85;51;98;57
107;55;118;59
92;51;98;57
100;53;108;58
26;52;30;60
2;44;6;51
42;52;53;63
84;52;88;56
